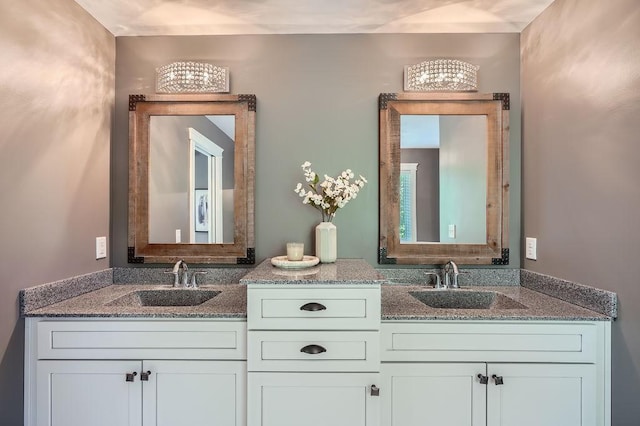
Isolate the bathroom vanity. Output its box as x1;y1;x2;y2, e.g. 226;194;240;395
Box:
22;283;248;426
243;260;383;426
22;260;612;426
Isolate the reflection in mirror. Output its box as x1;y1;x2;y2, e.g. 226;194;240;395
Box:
129;94;255;264
148;116;235;244
399;115;487;244
379;92;509;265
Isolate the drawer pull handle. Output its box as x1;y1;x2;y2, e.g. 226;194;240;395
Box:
140;370;152;381
300;302;327;312
125;372;137;382
492;374;504;385
300;344;327;355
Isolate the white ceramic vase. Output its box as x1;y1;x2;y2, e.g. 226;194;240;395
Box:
315;221;337;263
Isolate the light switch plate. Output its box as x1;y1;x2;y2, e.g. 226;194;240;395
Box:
525;237;537;260
96;236;107;259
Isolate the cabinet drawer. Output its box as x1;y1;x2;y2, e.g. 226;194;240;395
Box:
247;285;380;330
248;331;380;372
381;321;598;363
37;319;246;360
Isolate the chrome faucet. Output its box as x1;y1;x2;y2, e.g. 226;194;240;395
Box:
180;261;189;286
165;260;188;287
443;260;460;289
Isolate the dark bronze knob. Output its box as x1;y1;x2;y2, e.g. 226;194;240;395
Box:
125;372;137;382
371;385;380;396
140;370;152;381
492;374;504;385
477;374;489;385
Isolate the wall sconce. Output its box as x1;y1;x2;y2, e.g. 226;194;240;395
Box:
156;61;229;93
404;59;478;92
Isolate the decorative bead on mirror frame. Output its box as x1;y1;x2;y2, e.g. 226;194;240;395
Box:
156;61;229;93
404;59;478;92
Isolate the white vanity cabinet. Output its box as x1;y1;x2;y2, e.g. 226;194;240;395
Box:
380;321;610;426
246;284;382;426
25;318;247;426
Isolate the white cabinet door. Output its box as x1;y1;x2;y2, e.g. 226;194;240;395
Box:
36;360;142;426
487;363;596;426
381;363;486;426
142;360;246;426
248;372;380;426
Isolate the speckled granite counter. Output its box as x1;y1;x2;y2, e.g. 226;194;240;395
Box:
20;260;615;321
240;259;385;285
382;285;610;321
22;284;246;318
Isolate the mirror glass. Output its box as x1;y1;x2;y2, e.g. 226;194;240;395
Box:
149;115;235;244
379;93;509;265
399;114;487;244
129;94;255;264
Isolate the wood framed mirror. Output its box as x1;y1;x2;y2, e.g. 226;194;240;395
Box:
379;92;509;265
128;93;255;264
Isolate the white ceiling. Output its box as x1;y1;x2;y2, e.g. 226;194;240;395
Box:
74;0;555;36
401;115;440;149
206;115;235;140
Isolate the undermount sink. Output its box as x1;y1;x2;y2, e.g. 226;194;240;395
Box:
409;290;527;310
106;289;220;307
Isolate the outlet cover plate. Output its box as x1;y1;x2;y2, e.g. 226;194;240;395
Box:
525;237;537;260
96;236;107;259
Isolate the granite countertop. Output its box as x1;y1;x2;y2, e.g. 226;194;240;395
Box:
24;282;610;321
21;259;614;321
23;284;247;318
240;258;385;285
382;285;610;321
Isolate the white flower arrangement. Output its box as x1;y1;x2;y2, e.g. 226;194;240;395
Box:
294;161;368;222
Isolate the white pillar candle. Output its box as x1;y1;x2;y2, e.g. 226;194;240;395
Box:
286;243;304;261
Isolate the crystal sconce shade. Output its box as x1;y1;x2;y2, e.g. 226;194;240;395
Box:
156;62;229;93
404;59;478;92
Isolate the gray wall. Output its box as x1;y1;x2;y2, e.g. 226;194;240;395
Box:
400;149;439;241
0;0;115;423
439;115;487;244
113;33;521;267
521;0;640;424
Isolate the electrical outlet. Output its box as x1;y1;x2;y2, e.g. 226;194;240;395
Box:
96;236;107;259
525;237;537;260
448;224;456;239
175;229;182;243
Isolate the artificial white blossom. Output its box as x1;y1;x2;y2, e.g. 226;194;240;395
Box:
294;161;368;222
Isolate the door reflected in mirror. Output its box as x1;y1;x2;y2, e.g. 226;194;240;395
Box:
399;115;487;244
148;115;235;244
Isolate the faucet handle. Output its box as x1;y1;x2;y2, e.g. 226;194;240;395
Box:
425;272;443;289
188;271;206;288
164;271;180;286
